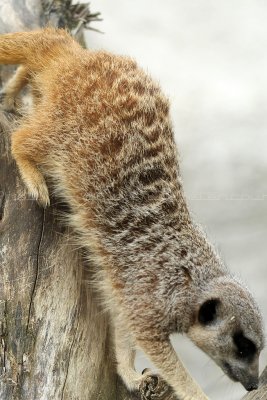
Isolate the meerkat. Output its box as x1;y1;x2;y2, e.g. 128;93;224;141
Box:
0;28;264;400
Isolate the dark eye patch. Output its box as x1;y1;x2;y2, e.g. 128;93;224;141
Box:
198;299;220;325
233;331;257;360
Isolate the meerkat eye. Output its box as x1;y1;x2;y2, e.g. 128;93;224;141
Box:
233;331;257;360
198;299;220;325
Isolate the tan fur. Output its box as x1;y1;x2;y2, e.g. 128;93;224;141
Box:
0;28;264;399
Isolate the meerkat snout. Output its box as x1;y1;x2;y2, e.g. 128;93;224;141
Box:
187;276;264;392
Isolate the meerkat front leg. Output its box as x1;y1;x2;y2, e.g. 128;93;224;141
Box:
1;65;29;111
137;338;209;400
114;314;208;399
11;126;50;207
114;316;143;391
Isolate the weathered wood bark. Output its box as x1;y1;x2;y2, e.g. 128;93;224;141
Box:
0;1;266;400
0;1;131;399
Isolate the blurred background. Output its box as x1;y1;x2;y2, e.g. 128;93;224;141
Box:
85;2;267;399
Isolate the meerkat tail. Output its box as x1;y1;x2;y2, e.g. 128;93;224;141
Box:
0;28;75;68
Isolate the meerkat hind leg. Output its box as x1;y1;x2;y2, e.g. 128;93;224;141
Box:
11;127;50;207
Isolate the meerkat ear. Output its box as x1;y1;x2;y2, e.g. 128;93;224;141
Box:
198;299;220;325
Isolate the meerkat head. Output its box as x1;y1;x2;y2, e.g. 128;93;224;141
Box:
187;276;264;391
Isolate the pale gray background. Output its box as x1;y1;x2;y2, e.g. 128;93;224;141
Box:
85;2;267;399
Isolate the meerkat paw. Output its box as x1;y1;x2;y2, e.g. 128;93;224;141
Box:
139;369;172;398
120;368;169;396
24;173;50;208
27;179;50;207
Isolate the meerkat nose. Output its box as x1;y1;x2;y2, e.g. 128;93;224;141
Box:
246;382;258;391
